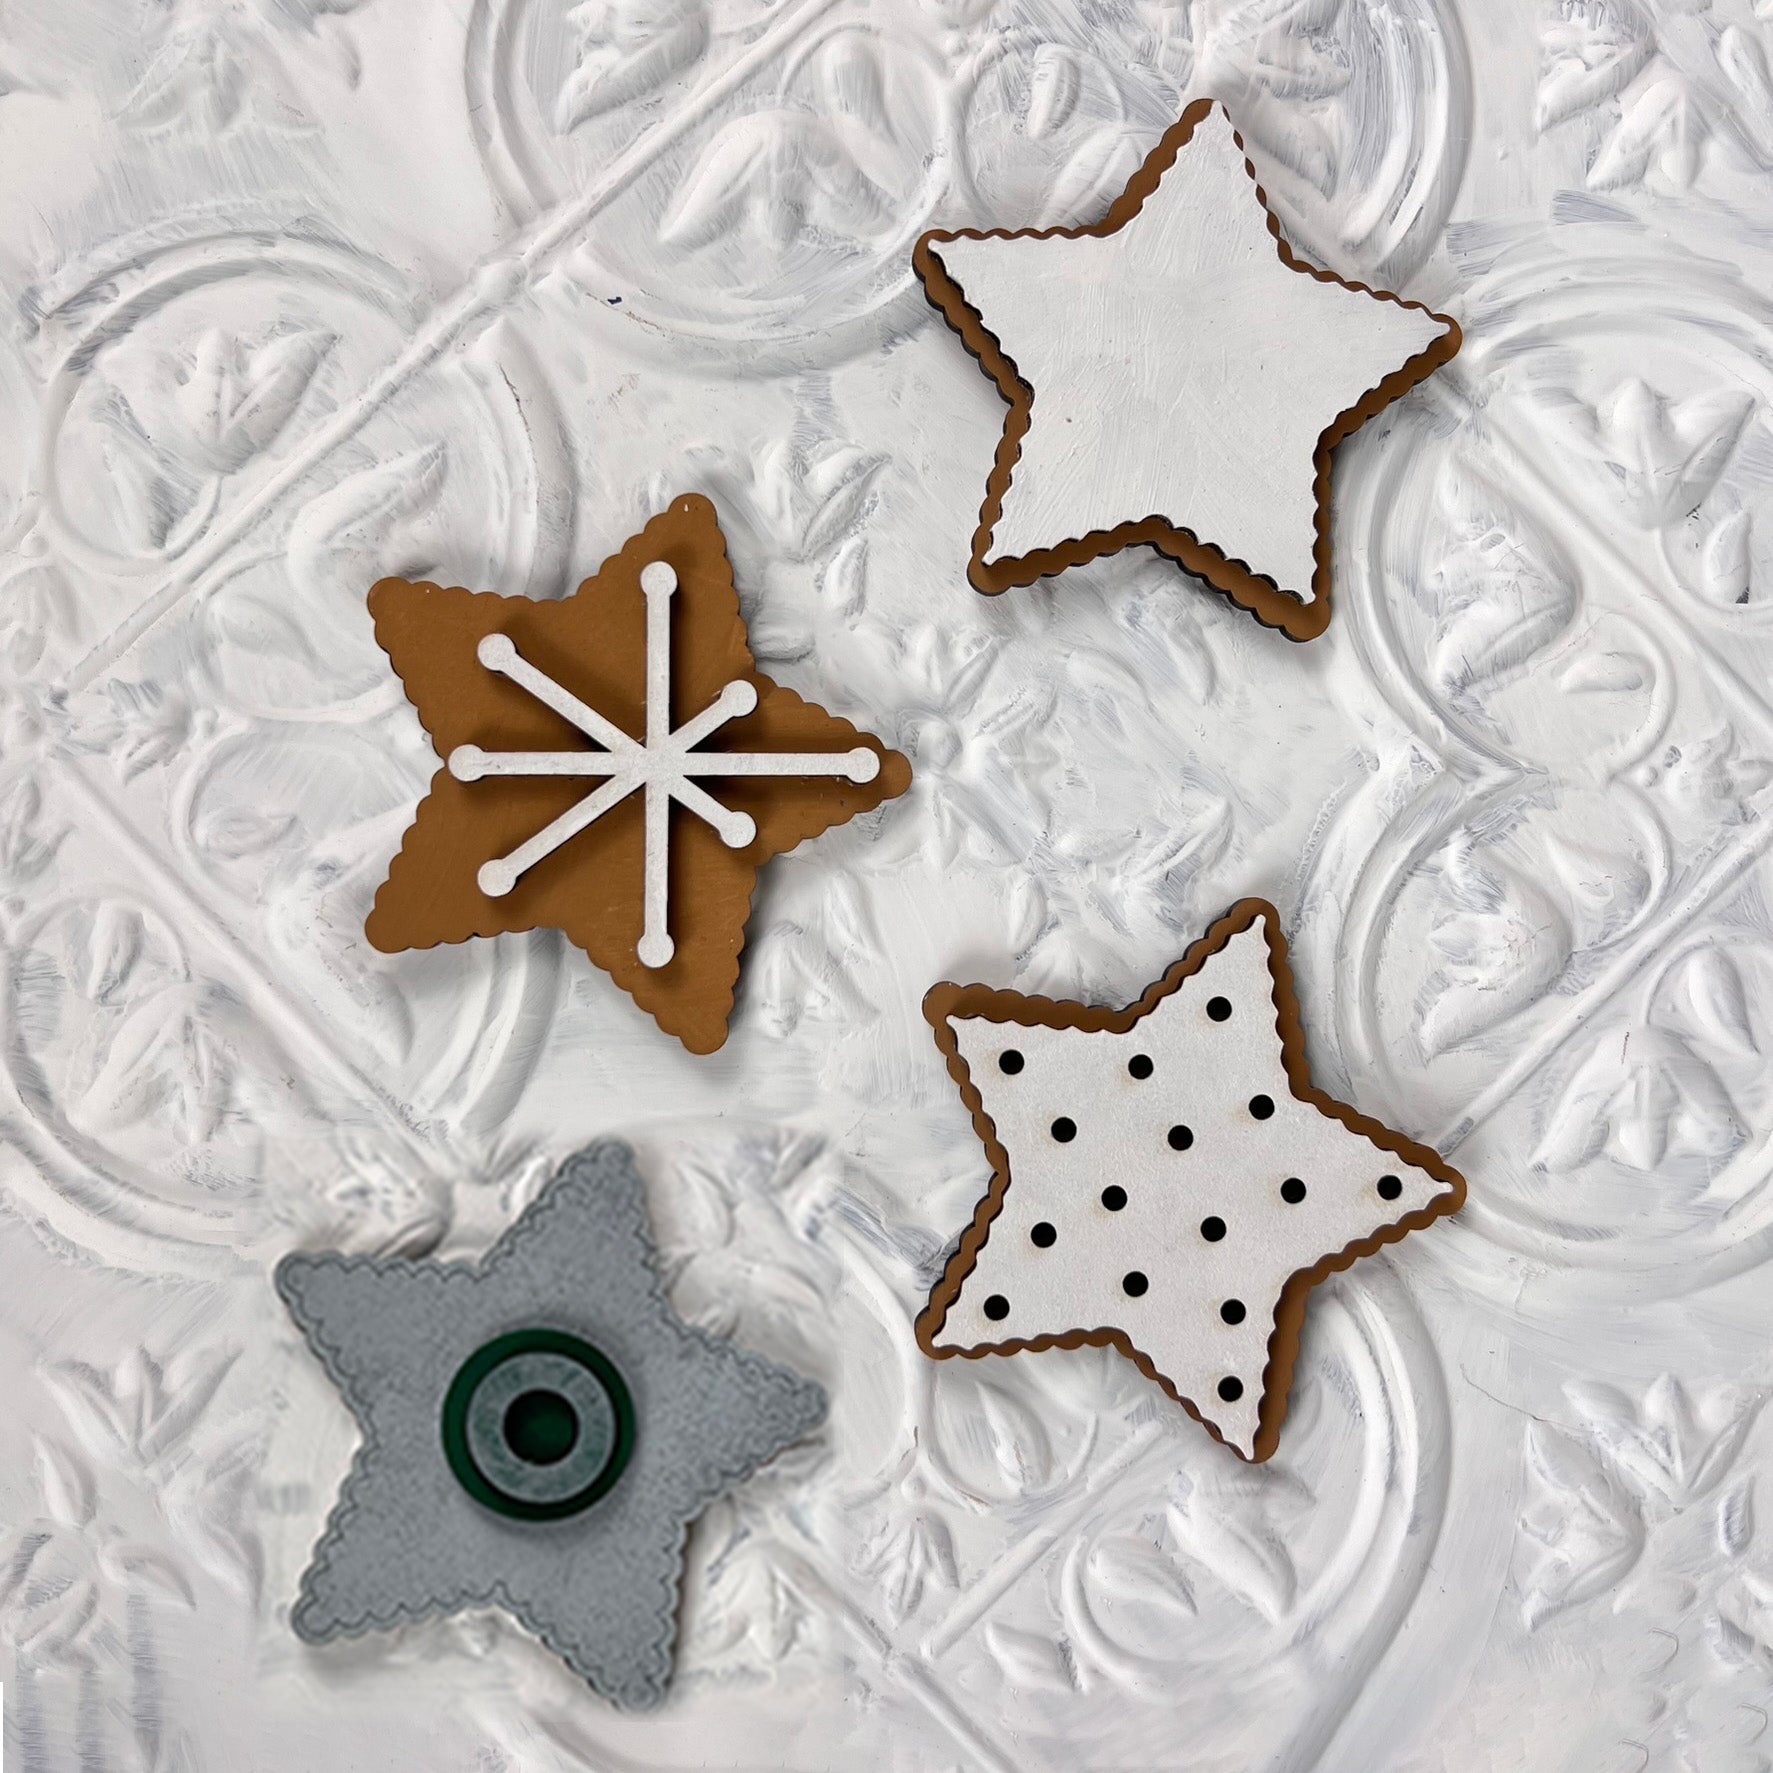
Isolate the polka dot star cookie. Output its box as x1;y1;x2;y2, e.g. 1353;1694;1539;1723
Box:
917;899;1465;1462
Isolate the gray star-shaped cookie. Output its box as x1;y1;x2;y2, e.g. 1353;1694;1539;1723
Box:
275;1140;826;1709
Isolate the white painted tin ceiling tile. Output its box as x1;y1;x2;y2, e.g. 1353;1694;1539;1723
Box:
7;0;1773;1765
0;751;455;1273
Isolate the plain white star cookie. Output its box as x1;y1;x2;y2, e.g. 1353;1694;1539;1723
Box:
914;100;1461;640
918;899;1465;1461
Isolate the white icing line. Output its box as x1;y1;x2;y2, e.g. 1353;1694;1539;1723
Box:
477;772;641;899
477;632;638;756
460;564;882;967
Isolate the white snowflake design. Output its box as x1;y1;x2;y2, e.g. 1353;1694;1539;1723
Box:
447;560;880;969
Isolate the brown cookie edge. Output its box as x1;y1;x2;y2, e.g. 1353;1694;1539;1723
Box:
911;99;1463;643
362;495;912;1055
916;897;1467;1462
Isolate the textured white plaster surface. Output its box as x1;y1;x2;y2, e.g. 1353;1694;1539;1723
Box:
3;0;1773;1767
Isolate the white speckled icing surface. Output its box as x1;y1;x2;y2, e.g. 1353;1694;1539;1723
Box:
3;1;1772;1767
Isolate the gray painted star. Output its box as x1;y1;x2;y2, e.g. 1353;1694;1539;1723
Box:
275;1141;826;1709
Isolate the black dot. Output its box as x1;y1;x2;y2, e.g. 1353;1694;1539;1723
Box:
1167;1125;1194;1151
1378;1174;1403;1201
1200;1216;1226;1242
1281;1177;1307;1204
1030;1221;1057;1247
1220;1299;1246;1325
504;1390;579;1466
998;1050;1024;1074
983;1294;1009;1320
1121;1271;1149;1297
1128;1054;1153;1079
1051;1116;1077;1143
1249;1094;1275;1120
1217;1376;1244;1403
1207;997;1232;1022
1101;1185;1128;1212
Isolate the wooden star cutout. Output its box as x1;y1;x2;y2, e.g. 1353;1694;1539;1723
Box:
918;900;1465;1461
365;495;912;1054
914;99;1462;640
276;1142;826;1707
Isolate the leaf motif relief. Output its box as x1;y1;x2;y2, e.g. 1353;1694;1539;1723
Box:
287;442;446;604
1518;1421;1645;1630
34;1438;97;1530
1718;1478;1754;1559
696;1519;813;1665
819;532;871;627
1562;1375;1760;1512
0;1531;101;1663
794;447;888;561
1538;0;1773;187
1025;43;1083;138
1427;469;1578;697
661;113;890;250
45;1344;241;1474
96;389;201;552
929;1364;1060;1505
1536;1;1655;131
66;679;210;783
97;1541;197;1609
1580;379;1752;528
1535;1022;1740;1173
1421;838;1571;1058
77;904;145;1006
1165;1464;1313;1625
121;17;310;132
1590;73;1710;188
1651;725;1773;825
1045;129;1148;224
19;900;281;1163
1699;508;1755;606
1542;828;1652;948
1080;1530;1196;1625
985;1620;1079;1693
1717;26;1773;157
554;0;708;131
856;1509;959;1622
660;37;911;253
725;437;887;565
166;1437;265;1602
1716;1570;1773;1664
1188;0;1352;107
1165;0;1349;201
119;0;369;133
0;776;65;889
170;329;335;477
747;874;885;1040
1652;945;1760;1063
70;981;240;1148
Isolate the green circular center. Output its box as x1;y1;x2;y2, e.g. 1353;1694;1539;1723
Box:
503;1388;580;1466
441;1329;635;1521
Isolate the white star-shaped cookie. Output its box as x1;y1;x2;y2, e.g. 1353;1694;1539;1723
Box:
918;901;1464;1461
914;101;1460;639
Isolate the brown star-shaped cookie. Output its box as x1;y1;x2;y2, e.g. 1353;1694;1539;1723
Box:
365;495;911;1053
918;900;1465;1460
913;99;1461;639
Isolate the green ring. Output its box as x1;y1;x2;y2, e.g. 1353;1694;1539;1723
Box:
440;1328;636;1521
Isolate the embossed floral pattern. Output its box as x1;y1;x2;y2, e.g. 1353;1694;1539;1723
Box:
1536;0;1773;191
8;0;1773;1764
120;0;374;132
